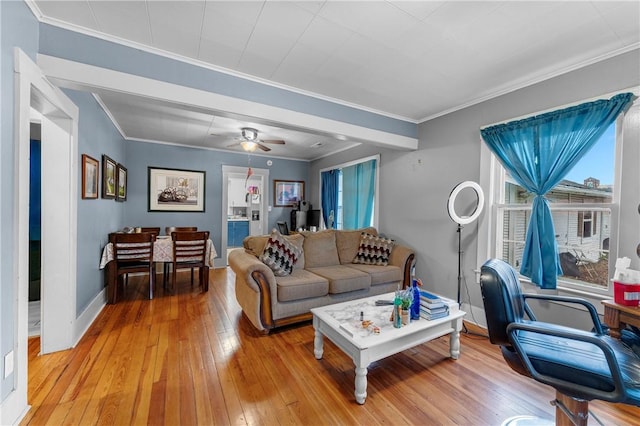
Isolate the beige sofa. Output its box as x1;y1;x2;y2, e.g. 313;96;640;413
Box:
228;227;415;333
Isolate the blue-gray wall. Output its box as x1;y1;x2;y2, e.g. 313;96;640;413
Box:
123;141;308;252
0;0;39;400
64;89;126;315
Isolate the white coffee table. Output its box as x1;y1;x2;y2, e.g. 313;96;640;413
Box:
311;292;465;404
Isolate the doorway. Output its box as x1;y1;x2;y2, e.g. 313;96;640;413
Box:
5;48;79;426
222;165;269;264
29;126;42;337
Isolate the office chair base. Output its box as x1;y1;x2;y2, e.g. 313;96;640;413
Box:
501;415;554;426
552;392;590;426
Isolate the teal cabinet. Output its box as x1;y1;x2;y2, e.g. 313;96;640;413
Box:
228;220;249;247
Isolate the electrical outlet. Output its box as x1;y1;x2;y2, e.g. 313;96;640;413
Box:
4;351;14;378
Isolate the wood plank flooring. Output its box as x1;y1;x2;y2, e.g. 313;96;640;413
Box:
22;268;640;425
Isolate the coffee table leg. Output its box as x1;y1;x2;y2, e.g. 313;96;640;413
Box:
355;366;368;404
314;329;324;360
450;317;462;360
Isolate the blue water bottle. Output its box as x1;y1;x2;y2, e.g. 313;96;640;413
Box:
410;279;421;321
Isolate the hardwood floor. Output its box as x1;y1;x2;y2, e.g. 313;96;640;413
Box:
22;268;640;425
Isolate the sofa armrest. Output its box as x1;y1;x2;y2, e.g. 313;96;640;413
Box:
228;249;278;331
388;245;415;288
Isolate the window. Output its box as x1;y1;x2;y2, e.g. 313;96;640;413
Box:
480;95;640;294
577;211;597;238
320;155;379;230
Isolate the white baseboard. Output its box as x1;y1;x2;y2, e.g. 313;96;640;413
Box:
0;388;30;426
73;288;107;346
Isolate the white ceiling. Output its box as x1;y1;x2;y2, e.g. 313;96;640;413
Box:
29;1;640;160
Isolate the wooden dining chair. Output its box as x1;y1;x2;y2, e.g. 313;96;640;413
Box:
140;227;160;237
109;232;156;302
165;226;197;235
170;230;210;292
163;227;198;282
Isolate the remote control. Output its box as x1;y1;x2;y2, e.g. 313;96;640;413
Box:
375;300;394;306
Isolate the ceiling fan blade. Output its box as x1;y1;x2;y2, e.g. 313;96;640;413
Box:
256;143;272;152
226;142;242;148
259;139;285;145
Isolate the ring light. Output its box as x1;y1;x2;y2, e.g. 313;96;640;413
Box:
447;181;484;225
447;181;485;306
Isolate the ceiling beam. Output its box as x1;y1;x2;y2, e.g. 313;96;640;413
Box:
37;54;418;152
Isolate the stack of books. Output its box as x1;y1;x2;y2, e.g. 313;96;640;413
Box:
419;290;449;320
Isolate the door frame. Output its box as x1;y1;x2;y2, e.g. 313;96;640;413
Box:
221;166;269;262
4;48;78;424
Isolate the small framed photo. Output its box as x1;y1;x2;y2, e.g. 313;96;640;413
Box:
81;154;99;199
274;180;304;207
102;155;117;199
116;163;127;202
148;167;206;212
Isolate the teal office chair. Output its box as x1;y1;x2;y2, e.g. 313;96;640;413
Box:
480;258;640;425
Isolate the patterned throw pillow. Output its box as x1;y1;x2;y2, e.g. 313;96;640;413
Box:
260;229;302;276
352;232;394;266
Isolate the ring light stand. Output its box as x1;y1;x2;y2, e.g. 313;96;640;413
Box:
447;181;484;305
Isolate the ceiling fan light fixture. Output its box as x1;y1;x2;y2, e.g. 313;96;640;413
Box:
240;140;258;152
241;127;258;141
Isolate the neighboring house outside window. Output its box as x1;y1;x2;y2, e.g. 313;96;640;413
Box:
501;177;611;287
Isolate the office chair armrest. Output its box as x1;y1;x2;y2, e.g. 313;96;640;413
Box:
523;293;604;334
507;321;627;402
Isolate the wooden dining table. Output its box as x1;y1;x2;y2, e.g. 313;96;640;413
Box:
99;236;217;303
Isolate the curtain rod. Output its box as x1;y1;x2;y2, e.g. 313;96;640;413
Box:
480;86;639;130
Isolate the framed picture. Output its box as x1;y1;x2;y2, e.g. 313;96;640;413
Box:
102;155;117;199
148;167;206;212
116;163;127;202
274;180;304;207
81;154;99;199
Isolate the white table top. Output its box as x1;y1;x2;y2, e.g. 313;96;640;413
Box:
311;292;464;349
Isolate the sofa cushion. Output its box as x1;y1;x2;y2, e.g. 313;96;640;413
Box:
335;227;378;264
347;264;402;286
353;233;394;266
307;265;370;294
245;232;305;269
243;234;268;257
276;269;329;302
260;230;302;276
302;230;340;268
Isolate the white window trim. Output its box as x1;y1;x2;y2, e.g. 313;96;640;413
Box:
318;154;381;230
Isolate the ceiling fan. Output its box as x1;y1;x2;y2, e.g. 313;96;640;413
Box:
227;127;285;152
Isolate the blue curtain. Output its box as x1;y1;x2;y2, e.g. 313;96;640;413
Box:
342;159;376;230
480;93;635;289
321;170;339;228
29;139;42;241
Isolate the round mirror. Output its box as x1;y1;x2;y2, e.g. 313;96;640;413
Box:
447;181;484;225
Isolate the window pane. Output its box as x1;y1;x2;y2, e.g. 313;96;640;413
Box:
504;122;615;204
564;122;616;193
500;207;611;288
